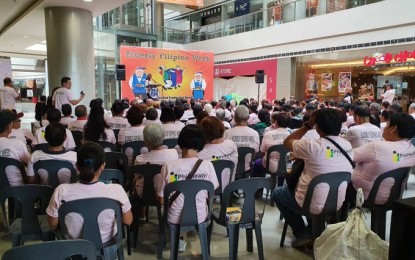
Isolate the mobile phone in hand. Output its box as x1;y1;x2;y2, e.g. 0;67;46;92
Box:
80;91;85;95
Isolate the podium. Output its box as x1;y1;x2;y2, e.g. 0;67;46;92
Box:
148;84;162;99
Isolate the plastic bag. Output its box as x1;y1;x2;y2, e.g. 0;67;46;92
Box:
314;188;389;260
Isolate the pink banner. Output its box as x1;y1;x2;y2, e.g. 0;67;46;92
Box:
214;59;277;100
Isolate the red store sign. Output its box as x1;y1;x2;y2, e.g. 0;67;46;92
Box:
214;59;277;100
363;50;415;66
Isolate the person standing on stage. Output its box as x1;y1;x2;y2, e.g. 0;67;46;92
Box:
129;66;147;98
52;77;85;112
0;77;19;110
190;72;206;100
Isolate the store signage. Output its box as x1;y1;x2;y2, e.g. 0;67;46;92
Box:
158;0;203;7
363;50;415;66
214;59;277;100
235;0;250;17
200;6;221;18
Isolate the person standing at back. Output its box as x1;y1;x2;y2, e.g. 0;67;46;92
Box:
52;77;84;112
0;77;19;110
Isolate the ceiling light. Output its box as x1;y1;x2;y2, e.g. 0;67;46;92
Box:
83;0;93;2
23;36;29;39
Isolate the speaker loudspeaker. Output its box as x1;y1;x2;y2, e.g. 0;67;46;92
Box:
255;70;265;84
115;64;126;81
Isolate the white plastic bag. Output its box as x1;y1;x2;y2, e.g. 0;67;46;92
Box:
314;188;389;260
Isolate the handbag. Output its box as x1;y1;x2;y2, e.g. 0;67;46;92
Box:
168;159;203;207
286;159;305;193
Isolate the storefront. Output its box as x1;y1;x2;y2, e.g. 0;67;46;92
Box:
295;44;415;108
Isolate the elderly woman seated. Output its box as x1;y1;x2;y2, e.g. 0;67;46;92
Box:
198;116;238;189
132;123;179;224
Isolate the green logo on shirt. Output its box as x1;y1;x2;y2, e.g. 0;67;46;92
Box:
392;151;400;163
326;146;334;158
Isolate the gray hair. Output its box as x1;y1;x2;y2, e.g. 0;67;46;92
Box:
409;102;415;110
216;108;225;121
143;123;165;149
369;102;381;114
234;105;249;122
219;101;226;109
230;99;236;107
204;103;213;114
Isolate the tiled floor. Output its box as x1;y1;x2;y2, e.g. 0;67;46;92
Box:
5;101;414;259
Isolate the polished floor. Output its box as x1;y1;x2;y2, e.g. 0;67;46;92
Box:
4;102;413;259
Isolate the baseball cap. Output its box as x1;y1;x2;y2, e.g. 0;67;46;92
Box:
0;110;18;131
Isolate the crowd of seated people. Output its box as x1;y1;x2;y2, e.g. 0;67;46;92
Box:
2;92;415;256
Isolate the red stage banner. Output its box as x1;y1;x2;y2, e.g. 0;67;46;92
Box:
120;46;214;101
214;59;277;100
157;0;203;7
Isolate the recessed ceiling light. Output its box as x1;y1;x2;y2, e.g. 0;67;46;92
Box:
83;0;93;2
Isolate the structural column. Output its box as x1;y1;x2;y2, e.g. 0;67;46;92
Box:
155;2;164;45
44;7;95;104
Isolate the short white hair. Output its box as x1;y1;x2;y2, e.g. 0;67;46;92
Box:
216;108;225;121
204;103;213;114
234;105;249;122
143;123;165;149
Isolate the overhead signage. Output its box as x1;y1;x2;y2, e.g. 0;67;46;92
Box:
363;50;415;66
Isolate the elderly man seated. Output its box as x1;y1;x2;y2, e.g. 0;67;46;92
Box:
273;108;354;247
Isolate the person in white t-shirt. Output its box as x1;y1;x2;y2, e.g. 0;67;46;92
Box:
252;112;291;182
143;108;162;126
118;106;146;164
381;83;395;105
216;108;231;129
273;108;353;247
408;102;415;119
60;104;76;126
8;113;27;144
198;116;238;189
46;142;133;243
342;105;382;148
348;113;415;207
0;77;19;110
247;103;259;125
0;109;30;186
132;123;179;224
32;108;76;150
83;106;116;145
68;105;88;132
156;124;219;251
52;77;84;112
160;107;184;153
27;123;77;185
105;101;130;130
224;105;260;172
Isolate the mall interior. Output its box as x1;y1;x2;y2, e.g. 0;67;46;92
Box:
0;0;415;259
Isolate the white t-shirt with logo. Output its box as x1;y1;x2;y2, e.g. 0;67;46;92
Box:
27;150;77;185
133;149;179;198
0;137;30;186
352;140;415;204
224;126;260;171
293;136;353;214
32;127;76;150
343;122;382;148
46;182;131;243
60;117;75;126
118;125;145;145
260;128;290;172
198;139;238;189
105;117;130;130
0;86;18;109
156;157;219;224
162;122;184;139
9;129;27;144
68;120;87;132
52;87;73;111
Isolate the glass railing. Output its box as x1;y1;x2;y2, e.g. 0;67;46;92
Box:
160;0;384;44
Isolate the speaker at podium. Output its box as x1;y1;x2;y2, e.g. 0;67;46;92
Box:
147;83;163;100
